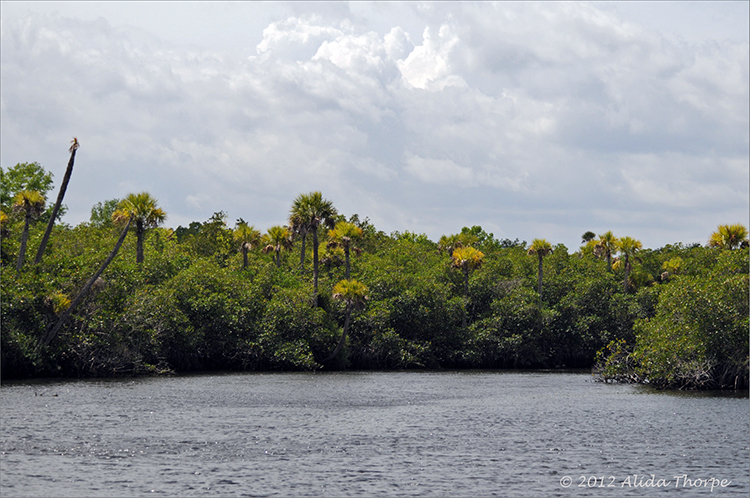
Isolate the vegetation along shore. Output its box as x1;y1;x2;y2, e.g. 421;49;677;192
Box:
1;146;748;390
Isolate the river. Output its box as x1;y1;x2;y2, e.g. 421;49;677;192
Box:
1;371;748;497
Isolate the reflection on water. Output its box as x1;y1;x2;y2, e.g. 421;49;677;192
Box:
1;371;748;497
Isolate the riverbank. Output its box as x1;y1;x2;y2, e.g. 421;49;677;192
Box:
3;217;747;389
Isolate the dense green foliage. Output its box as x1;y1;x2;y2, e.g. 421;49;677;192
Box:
1;164;748;389
1;163;63;224
1;163;54;213
595;249;748;389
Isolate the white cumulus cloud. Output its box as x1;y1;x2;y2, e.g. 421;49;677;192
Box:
1;2;747;248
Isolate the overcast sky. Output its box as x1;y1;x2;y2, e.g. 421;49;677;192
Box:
2;1;748;250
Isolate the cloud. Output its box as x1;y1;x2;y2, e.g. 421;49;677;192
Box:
397;23;467;91
619;153;748;210
405;152;473;186
257;15;341;60
1;3;747;249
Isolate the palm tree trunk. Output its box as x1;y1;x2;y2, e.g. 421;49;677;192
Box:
312;228;319;307
16;214;32;273
537;254;544;317
345;245;351;279
275;247;281;268
462;266;469;328
38;218;132;350
463;266;470;296
34;147;77;265
136;220;144;264
242;246;248;268
324;309;351;362
299;230;307;271
537;255;544;296
623;255;630;292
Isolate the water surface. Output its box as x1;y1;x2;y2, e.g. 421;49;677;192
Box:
1;371;748;496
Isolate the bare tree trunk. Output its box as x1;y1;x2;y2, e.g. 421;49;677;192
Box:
34;147;77;265
37;218;132;350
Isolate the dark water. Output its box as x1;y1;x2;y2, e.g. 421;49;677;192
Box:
1;371;748;497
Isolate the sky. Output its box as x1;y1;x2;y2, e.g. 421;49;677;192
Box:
1;1;748;250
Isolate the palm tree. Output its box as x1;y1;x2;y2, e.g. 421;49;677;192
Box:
262;225;292;268
327;220;363;279
616;236;643;292
527;238;553;301
660;256;683;282
289;192;337;306
595;231;618;270
438;234;458;256
319;244;345;272
13;190;46;273
233;222;261;268
323;278;368;363
112;192;166;264
708;224;749;250
438;232;478;257
34;138;79;265
39;217;133;350
0;210;9;239
579;239;597;258
451;246;484;298
289;204;310;271
451;246;484;328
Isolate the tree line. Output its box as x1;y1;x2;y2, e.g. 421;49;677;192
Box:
1;149;748;389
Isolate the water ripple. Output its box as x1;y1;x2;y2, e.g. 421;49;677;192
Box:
2;371;748;496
